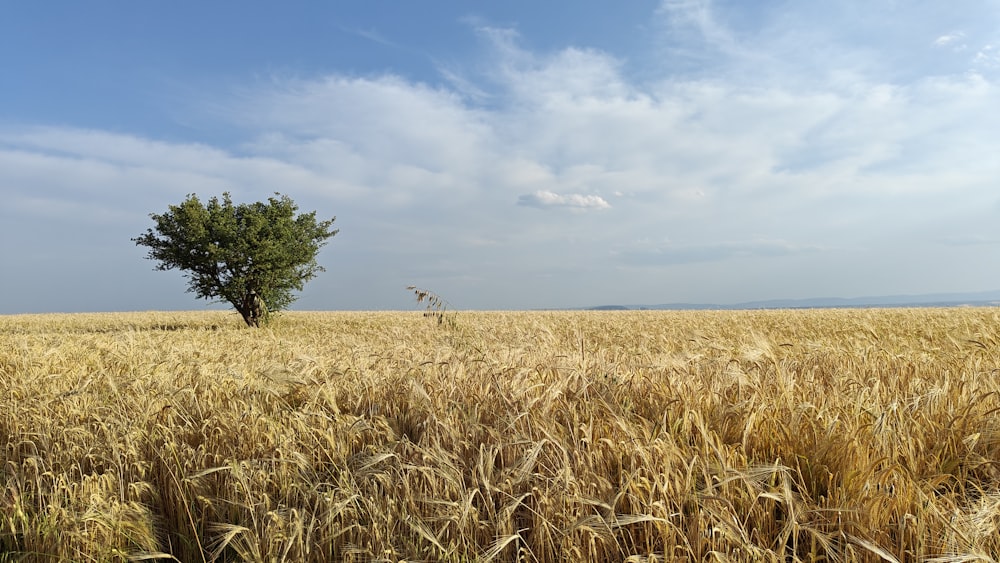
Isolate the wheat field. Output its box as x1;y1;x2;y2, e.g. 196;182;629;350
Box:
2;308;1000;562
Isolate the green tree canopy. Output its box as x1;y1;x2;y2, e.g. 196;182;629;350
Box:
133;192;338;327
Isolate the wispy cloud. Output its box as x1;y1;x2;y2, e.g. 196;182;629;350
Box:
341;26;397;48
619;239;820;267
656;0;740;56
934;31;966;48
938;235;1000;247
975;44;1000;67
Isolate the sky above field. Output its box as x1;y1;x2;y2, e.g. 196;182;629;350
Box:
3;1;1000;313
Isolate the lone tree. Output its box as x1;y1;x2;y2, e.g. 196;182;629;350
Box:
133;192;338;327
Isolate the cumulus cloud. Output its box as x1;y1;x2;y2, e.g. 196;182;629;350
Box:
517;190;611;210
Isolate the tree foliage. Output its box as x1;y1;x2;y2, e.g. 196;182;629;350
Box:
133;192;338;327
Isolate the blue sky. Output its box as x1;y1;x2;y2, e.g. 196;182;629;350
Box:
2;1;1000;313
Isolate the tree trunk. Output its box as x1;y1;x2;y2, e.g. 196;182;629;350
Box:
235;291;264;327
238;308;259;328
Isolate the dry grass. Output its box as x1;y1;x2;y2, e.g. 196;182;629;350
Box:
3;308;1000;562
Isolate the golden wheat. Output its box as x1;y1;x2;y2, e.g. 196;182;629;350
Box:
2;308;1000;562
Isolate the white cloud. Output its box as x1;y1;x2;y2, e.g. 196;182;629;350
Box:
0;127;229;174
517;190;611;210
234;75;493;172
975;44;1000;67
657;0;740;55
933;31;966;48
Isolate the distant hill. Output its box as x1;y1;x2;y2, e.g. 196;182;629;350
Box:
588;290;1000;311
